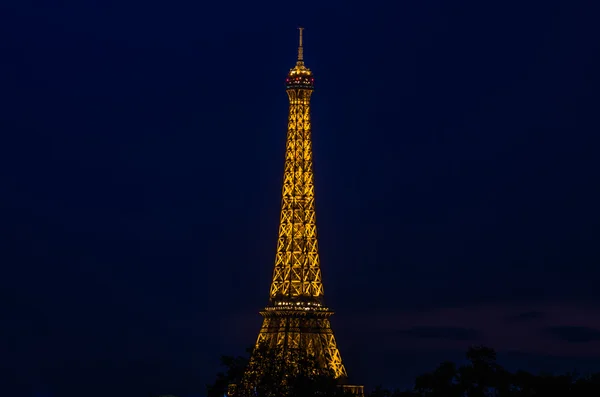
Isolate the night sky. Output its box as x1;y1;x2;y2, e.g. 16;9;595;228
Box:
1;1;599;397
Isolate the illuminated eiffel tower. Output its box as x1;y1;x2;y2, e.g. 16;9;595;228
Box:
247;28;363;395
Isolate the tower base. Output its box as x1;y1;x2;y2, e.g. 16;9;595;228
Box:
226;383;364;397
255;305;347;379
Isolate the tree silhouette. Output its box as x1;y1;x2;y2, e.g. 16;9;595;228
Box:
206;348;251;397
458;345;509;397
208;343;351;397
414;361;461;397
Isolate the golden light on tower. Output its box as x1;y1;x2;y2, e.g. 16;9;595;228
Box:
249;28;360;391
268;27;322;304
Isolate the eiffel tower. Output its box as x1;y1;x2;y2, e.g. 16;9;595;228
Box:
246;28;363;395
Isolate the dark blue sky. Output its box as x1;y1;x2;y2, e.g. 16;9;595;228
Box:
1;1;599;396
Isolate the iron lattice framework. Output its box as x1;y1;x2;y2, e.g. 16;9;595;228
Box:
253;28;348;380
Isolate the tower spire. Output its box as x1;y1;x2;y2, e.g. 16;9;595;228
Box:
297;26;304;63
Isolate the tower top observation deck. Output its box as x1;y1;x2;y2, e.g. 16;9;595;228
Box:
286;27;314;90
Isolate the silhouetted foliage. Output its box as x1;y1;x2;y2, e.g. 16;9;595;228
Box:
210;345;600;397
206;347;251;397
207;343;353;397
373;346;600;397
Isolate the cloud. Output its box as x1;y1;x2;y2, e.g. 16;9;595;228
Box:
505;311;545;323
227;301;600;358
398;326;481;341
545;326;600;343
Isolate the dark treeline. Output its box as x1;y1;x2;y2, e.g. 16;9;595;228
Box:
206;345;600;397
